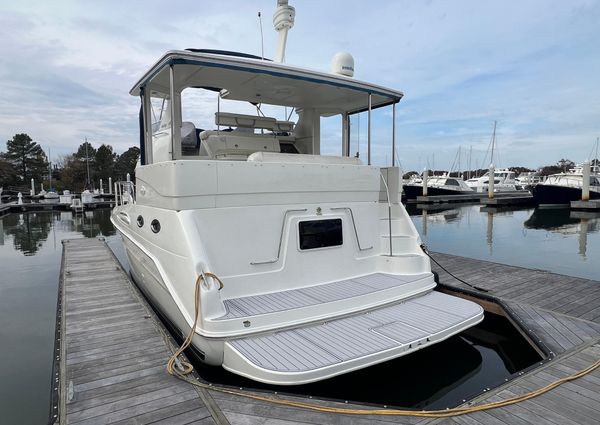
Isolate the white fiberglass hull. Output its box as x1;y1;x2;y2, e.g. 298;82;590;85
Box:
111;202;483;384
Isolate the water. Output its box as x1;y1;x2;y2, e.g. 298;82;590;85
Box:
0;209;119;425
1;204;598;422
407;204;600;280
187;311;539;409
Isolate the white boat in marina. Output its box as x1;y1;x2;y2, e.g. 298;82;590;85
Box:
404;174;474;200
466;168;520;192
515;171;541;190
111;1;483;385
531;164;600;205
59;190;73;205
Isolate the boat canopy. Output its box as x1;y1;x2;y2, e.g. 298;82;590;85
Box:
130;50;403;115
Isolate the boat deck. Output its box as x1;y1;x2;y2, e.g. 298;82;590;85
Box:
219;272;431;319
225;291;482;383
57;239;600;424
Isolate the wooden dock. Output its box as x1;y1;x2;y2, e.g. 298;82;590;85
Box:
571;199;600;211
415;191;532;205
59;239;226;425
0;200;114;214
480;193;534;206
57;239;600;425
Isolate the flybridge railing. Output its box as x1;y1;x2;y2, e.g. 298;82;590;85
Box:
115;181;135;206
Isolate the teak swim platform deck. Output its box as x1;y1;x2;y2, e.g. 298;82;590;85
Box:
56;238;600;425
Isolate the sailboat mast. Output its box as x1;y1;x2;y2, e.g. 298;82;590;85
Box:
85;137;91;186
491;120;497;166
468;145;472;180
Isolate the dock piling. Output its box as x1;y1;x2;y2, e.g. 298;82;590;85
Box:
488;163;495;199
582;161;590;201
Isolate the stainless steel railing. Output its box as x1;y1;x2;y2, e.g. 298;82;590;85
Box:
114;181;135;206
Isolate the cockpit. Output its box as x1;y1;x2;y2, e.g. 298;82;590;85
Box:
131;50;403;166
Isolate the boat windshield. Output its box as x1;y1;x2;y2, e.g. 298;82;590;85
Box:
136;51;404;165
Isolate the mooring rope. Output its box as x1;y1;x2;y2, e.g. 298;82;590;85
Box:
166;272;224;376
420;244;489;292
167;273;600;417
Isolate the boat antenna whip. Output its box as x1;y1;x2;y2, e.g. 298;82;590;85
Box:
420;243;489;292
258;12;265;60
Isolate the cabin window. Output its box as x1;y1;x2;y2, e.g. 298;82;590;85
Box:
299;219;343;250
446;179;460;186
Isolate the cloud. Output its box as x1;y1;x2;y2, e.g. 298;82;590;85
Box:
0;0;598;171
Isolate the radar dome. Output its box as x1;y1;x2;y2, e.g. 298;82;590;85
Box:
330;52;354;77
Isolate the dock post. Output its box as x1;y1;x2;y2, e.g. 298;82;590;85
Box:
488;164;495;199
100;179;104;195
17;192;23;205
108;177;113;195
582;161;590;201
422;169;428;196
30;178;35;196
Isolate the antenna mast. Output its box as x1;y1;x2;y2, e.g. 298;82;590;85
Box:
273;0;295;63
258;12;264;60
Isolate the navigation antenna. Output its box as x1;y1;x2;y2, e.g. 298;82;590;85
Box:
258;12;264;60
273;0;295;63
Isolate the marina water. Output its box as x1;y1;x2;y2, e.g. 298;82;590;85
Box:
0;205;598;422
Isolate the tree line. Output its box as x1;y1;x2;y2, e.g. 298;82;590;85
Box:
0;133;139;192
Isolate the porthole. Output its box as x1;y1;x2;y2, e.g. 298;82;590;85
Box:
150;219;161;233
136;215;144;227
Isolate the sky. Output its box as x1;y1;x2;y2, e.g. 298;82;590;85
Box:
1;0;599;171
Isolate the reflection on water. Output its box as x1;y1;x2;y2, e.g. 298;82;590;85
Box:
410;204;600;280
0;209;118;425
0;210;116;255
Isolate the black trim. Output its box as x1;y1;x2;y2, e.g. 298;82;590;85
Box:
185;48;270;61
139;89;146;165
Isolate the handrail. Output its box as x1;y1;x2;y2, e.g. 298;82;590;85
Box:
330;207;373;252
379;173;393;257
250;209;307;265
114;181;136;206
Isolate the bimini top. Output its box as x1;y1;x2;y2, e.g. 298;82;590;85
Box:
130;50;404;114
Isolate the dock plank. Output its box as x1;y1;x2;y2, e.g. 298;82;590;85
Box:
59;237;600;425
60;238;223;425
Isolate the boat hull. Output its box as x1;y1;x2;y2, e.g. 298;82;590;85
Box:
110;202;484;385
403;185;473;200
532;184;600;205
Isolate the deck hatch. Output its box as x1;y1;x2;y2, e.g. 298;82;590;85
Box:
299;218;343;250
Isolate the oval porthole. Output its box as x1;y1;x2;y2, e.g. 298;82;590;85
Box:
150;219;161;233
136;215;144;227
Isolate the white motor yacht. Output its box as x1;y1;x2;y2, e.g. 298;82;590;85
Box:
465;168;519;192
404;175;474;200
111;1;483;385
532;164;600;205
515;171;541;191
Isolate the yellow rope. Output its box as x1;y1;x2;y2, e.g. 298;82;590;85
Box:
168;274;600;417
